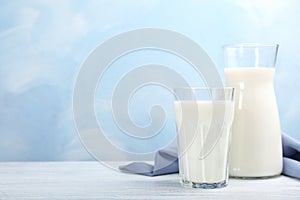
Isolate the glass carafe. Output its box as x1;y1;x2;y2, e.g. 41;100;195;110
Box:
224;43;282;178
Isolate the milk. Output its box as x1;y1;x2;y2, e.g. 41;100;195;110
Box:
175;101;234;184
225;68;282;177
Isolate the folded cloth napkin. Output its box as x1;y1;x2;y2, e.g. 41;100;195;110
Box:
119;133;300;179
282;133;300;179
119;145;178;176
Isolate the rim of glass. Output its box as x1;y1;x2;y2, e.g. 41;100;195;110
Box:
223;43;279;49
173;86;234;91
173;87;235;101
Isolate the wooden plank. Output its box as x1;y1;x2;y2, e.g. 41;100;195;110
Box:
0;162;299;199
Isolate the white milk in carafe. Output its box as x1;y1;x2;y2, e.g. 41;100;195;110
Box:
225;67;282;177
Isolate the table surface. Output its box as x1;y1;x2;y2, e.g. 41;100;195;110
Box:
0;162;299;200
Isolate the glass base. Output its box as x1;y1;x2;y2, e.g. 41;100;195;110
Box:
229;173;281;180
181;179;227;189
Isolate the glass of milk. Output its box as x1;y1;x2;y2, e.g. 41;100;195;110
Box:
224;43;283;178
174;87;235;189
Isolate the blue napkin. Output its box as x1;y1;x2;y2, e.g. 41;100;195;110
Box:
282;133;300;179
119;145;178;176
119;133;300;179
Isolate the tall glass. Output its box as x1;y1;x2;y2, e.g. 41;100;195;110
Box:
224;43;283;178
174;87;235;188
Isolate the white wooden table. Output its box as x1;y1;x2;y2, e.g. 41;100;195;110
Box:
0;162;299;199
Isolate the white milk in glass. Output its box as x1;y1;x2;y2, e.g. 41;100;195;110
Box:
225;68;282;177
175;101;234;184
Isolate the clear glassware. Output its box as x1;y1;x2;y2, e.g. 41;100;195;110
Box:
174;87;235;188
224;43;283;178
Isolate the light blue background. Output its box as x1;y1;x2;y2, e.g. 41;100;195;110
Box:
1;0;299;161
